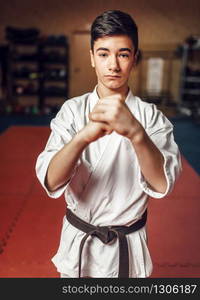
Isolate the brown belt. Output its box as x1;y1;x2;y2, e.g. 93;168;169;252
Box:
66;208;147;278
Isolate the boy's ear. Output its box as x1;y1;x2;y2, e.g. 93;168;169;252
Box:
134;49;141;66
90;49;95;68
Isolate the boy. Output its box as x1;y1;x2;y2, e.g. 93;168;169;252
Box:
35;10;182;278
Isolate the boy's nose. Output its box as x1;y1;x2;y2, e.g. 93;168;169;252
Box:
108;55;120;72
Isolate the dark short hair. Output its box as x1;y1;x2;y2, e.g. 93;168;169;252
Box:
90;10;138;54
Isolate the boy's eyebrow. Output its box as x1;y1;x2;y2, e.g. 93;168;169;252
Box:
119;48;132;52
96;47;132;52
96;47;109;52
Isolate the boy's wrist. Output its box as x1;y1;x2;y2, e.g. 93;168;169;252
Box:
74;131;90;148
128;123;145;145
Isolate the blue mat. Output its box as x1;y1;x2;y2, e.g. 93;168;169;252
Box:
170;117;200;175
0;114;55;133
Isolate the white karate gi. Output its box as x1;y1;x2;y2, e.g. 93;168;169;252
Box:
35;87;181;278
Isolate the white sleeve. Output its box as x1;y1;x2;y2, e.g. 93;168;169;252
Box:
139;104;182;199
35;102;79;198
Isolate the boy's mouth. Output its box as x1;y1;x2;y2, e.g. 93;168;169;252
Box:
105;75;121;79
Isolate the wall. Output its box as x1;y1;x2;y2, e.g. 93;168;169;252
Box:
1;0;200;44
0;0;200;101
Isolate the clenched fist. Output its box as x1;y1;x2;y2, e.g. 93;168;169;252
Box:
89;94;143;141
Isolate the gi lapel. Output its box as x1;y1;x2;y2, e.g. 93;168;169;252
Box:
79;131;123;203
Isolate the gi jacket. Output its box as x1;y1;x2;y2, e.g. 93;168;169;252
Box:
35;87;182;277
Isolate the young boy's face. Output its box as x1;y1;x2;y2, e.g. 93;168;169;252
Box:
90;35;136;94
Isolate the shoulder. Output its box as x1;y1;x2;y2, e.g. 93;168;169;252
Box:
50;92;91;129
134;95;157;112
128;92;157;115
131;95;173;130
60;92;91;115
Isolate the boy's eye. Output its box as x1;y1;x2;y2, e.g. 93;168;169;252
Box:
99;53;108;57
119;53;129;58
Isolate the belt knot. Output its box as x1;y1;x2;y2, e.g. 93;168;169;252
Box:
92;226;117;244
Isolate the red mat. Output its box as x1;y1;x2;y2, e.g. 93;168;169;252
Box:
148;155;200;278
0;126;199;277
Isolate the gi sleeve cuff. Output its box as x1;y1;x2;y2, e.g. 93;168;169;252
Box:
139;152;173;199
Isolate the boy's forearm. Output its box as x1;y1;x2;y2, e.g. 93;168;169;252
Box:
130;128;167;194
45;132;89;193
